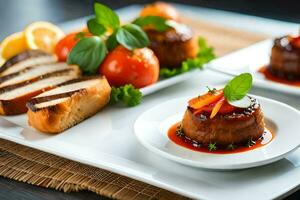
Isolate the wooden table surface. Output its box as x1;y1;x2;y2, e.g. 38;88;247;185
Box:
0;0;299;199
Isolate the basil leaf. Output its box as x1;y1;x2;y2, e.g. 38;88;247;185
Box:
94;2;120;30
133;16;170;32
87;18;106;36
67;36;107;75
116;24;150;50
224;73;253;102
107;32;118;51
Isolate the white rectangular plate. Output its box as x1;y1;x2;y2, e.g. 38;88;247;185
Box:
208;39;300;96
2;70;300;200
1;4;300;200
141;70;197;96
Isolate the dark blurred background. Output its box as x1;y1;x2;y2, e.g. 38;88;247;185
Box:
0;0;299;40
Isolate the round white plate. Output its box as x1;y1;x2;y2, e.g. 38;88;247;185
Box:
134;95;300;170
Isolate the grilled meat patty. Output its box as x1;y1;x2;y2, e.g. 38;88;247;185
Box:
182;97;265;146
269;36;300;80
145;25;197;68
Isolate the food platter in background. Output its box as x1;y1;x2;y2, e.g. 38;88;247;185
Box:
208;39;300;96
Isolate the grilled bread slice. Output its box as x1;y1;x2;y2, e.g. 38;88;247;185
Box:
0;50;57;75
27;76;111;133
0;50;80;115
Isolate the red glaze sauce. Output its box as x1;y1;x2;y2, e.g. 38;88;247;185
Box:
168;122;274;154
258;66;300;87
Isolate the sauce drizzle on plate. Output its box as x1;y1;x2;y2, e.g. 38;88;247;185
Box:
258;66;300;87
168;122;274;154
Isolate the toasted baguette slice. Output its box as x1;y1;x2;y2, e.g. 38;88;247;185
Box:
27;76;111;133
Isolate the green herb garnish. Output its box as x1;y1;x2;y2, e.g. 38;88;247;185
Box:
67;36;107;75
176;124;184;136
206;86;217;94
224;73;253;102
68;2;150;74
246;138;256;147
227;143;236;150
110;84;142;107
133;16;171;32
208;142;217;151
159;37;215;78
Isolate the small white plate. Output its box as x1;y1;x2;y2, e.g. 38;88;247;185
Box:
208;39;300;96
134;93;300;170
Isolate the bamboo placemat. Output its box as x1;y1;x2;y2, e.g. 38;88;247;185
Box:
0;18;268;200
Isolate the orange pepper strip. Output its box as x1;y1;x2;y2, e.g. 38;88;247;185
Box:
210;97;225;119
188;89;224;110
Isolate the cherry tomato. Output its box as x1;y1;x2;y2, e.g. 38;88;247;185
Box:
55;32;89;61
140;2;179;21
99;45;159;88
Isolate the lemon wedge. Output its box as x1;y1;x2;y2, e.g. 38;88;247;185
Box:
0;32;27;60
24;21;65;53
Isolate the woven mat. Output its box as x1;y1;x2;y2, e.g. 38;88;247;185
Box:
0;17;268;200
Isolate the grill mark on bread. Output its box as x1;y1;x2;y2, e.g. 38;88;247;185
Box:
37;77;101;98
0;50;49;71
0;70;22;83
0;69;74;94
0;63;73;86
0;74;77;100
27;77;105;112
0;73;79;115
0;50;57;75
0;88;52;115
0;65;56;84
27;90;83;112
0;50;82;115
1;56;58;76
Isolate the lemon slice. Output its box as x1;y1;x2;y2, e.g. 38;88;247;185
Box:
0;32;27;60
0;57;5;66
24;21;65;53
